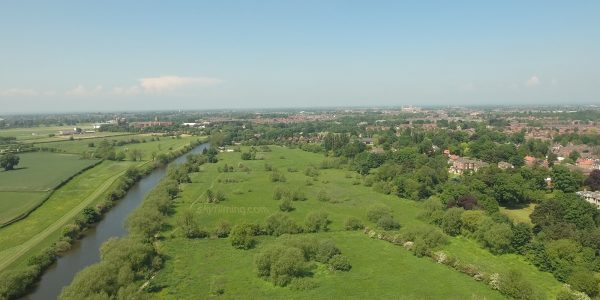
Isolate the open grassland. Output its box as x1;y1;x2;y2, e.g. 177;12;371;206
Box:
500;204;536;225
0;160;136;272
0;152;97;192
156;234;503;300
152;146;563;299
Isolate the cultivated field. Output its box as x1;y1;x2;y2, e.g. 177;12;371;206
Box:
0;161;135;272
152;146;563;299
0;152;98;226
0;152;97;192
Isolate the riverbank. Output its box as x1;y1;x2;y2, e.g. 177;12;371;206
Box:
0;138;207;300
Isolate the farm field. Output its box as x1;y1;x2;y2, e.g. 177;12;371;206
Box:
0;152;98;226
0;160;136;272
0;124;128;143
0;152;97;192
0;192;48;225
152;146;563;299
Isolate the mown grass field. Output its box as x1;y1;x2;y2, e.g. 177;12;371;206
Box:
152;146;564;299
0;152;98;226
0;152;97;192
0;192;49;225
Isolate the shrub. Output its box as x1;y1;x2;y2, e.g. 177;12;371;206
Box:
304;211;330;233
230;223;258;249
270;171;287;182
289;278;319;291
315;240;341;263
265;213;302;236
402;226;448;257
279;199;295;212
366;204;392;223
420;197;445;225
178;209;201;238
317;190;330;202
254;245;307;287
215;221;231;238
344;217;364;230
567;270;599;297
328;254;352;271
377;215;400;230
498;269;536;300
441;207;464;236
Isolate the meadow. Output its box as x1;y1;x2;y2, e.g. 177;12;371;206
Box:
0;152;98;226
152;146;563;299
0;152;97;192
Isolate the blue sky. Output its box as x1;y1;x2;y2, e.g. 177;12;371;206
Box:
0;0;599;113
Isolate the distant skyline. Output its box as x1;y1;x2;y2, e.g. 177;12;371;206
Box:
1;0;599;113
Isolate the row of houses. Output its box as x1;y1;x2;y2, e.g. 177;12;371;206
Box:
576;191;600;208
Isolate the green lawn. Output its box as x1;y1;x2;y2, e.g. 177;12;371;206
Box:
151;146;563;299
0;152;97;192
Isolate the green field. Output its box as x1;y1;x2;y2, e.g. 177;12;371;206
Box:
500;204;536;225
40;134;197;160
0;160;136;272
0;125;130;143
152;146;563;299
0;192;49;225
0;152;98;226
0;152;97;192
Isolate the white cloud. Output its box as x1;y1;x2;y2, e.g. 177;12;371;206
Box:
0;88;39;97
112;85;142;96
526;75;541;87
1;75;222;98
138;75;222;92
66;85;103;96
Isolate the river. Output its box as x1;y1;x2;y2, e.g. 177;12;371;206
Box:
23;142;209;300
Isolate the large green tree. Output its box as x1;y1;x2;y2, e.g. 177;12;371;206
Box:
0;153;19;170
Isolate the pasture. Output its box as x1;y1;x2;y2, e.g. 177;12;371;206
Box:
0;160;136;272
0;152;98;226
152;146;563;299
0;152;97;192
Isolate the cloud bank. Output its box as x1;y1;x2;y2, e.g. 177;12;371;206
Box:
0;75;222;98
